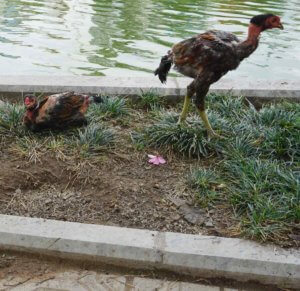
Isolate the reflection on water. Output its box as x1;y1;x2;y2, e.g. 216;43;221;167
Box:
0;0;299;80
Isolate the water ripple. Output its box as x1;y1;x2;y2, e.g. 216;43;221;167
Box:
0;0;299;79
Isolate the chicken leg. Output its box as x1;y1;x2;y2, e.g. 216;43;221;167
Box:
177;95;191;124
194;84;222;138
177;81;195;124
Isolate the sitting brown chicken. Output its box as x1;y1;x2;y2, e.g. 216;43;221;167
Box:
23;92;102;131
155;14;284;137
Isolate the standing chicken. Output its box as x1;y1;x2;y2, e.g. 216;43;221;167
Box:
23;92;102;131
155;14;283;137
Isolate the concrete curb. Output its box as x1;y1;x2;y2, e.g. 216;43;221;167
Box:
0;76;300;102
0;215;299;288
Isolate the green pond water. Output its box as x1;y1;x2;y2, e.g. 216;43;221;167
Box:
0;0;299;80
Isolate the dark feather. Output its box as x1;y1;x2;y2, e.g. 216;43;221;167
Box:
154;55;173;83
250;14;275;26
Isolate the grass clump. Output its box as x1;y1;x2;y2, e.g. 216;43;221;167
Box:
188;168;224;207
237;105;300;161
189;158;299;243
13;135;45;163
88;96;129;121
143;114;210;158
75;123;115;154
225;158;299;241
206;93;247;120
0;102;25;135
137;90;164;110
218;135;259;160
140;109;230;158
258;126;299;162
179;95;300;244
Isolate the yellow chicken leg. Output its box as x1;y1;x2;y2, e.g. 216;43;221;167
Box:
198;110;222;138
177;95;191;124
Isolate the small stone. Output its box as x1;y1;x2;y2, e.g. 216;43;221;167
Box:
153;213;159;218
289;234;300;241
180;204;205;225
171;214;181;221
168;197;186;207
205;219;214;227
15;188;22;195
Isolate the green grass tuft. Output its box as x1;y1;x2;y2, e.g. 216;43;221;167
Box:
225;158;299;241
75;122;115;154
206;93;247;120
236;104;300;161
0;102;25;135
87;96;129;121
190;158;299;242
188;168;224;207
143;115;210;158
183;96;299;244
138;90;164;110
141;109;231;158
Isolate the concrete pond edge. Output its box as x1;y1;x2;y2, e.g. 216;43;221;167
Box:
0;215;299;288
0;76;300;105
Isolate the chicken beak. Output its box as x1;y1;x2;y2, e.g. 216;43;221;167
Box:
278;22;284;30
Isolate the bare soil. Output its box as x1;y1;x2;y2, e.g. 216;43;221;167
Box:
0;144;230;236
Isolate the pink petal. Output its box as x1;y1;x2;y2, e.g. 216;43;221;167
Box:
149;157;158;164
148;157;156;164
148;154;166;165
157;156;166;164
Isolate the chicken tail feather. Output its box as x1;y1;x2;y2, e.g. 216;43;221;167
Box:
91;95;103;103
154;54;173;84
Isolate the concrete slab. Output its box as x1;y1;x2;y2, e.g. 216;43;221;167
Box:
133;277;220;291
0;215;299;289
0;214;160;267
0;76;299;102
0;270;226;291
163;232;300;287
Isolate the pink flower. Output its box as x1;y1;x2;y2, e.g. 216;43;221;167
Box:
148;154;166;165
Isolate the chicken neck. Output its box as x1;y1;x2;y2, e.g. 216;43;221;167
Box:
236;24;262;61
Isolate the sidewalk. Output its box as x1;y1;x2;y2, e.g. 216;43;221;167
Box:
0;250;247;291
0;270;228;291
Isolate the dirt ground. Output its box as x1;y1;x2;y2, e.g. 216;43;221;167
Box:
0;141;232;237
